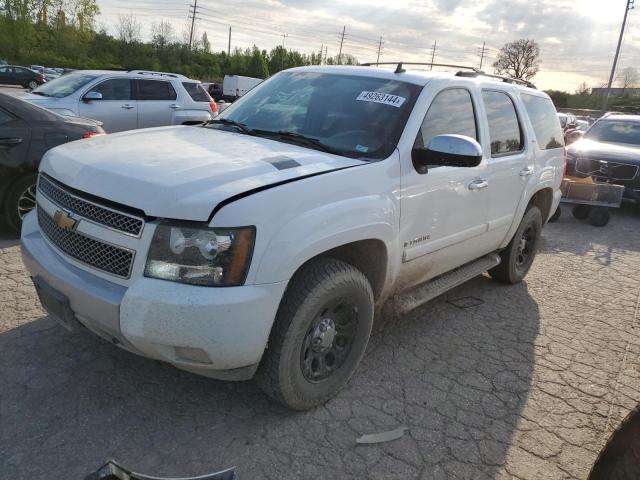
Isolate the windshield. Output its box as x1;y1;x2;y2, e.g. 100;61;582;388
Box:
584;119;640;146
215;71;420;159
32;72;98;98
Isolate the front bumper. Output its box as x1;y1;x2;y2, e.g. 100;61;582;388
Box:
21;211;288;381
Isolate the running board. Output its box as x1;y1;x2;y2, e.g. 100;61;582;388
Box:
393;253;501;315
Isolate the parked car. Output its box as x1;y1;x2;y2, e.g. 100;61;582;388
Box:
206;82;223;101
566;114;640;205
30;65;45;74
0;65;46;90
558;112;578;132
43;68;61;81
222;74;262;101
21;70;218;133
21;65;564;410
0;93;104;231
0;59;7;66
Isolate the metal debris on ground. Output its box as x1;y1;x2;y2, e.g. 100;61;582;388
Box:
83;460;237;480
447;296;485;309
356;427;408;444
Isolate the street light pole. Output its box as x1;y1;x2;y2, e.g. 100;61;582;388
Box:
603;0;635;111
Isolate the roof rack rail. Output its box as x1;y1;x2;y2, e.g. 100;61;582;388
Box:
128;70;181;79
360;62;536;89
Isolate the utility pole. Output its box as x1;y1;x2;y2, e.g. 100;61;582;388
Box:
429;40;437;70
188;0;199;50
376;36;383;65
478;41;486;70
338;25;346;64
323;46;328;64
227;26;231;56
318;44;324;65
603;0;635;111
281;33;288;71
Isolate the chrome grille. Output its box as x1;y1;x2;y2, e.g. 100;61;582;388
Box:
38;208;134;278
38;175;144;236
576;159;639;181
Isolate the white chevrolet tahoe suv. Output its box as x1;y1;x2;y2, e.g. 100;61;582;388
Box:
21;65;564;410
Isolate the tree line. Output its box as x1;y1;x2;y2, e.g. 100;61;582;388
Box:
0;1;357;81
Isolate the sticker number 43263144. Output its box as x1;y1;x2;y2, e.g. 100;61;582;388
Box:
356;91;406;108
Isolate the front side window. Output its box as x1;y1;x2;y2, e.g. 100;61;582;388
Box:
216;71;420;159
521;94;564;150
31;72;98;98
414;88;477;150
93;79;132;100
482;90;523;156
136;80;177;101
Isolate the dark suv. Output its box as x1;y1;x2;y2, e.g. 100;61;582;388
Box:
566;114;640;205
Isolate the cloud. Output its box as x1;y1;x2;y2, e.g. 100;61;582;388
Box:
97;0;640;91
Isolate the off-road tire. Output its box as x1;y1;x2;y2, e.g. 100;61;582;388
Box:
489;206;542;284
572;204;591;220
4;173;38;232
255;258;374;410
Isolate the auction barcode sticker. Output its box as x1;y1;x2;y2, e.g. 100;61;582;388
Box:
356;91;406;108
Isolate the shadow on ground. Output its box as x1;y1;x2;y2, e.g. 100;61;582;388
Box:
0;265;539;479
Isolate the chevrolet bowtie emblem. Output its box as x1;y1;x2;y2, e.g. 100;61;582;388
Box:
53;210;78;231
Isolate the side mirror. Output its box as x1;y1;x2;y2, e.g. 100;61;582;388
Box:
412;134;483;173
83;91;103;102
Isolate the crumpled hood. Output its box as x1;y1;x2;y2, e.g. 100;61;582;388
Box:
569;138;640;164
40;125;364;221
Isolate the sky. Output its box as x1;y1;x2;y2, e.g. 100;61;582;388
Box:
95;0;640;92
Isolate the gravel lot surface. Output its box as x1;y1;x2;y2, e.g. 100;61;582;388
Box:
1;205;639;480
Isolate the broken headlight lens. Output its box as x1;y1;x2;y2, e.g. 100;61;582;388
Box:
144;222;255;286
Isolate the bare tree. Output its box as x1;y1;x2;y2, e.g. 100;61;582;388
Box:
151;20;174;50
618;67;638;92
117;13;141;44
575;82;590;95
493;39;540;80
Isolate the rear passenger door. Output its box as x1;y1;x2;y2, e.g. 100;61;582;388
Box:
480;90;531;239
77;78;137;133
134;79;177;128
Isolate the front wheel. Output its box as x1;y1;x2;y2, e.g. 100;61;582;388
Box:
4;173;38;232
27;80;38;90
255;258;374;410
489;206;542;284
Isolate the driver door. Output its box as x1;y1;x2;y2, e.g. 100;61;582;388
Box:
398;87;492;290
77;78;137;133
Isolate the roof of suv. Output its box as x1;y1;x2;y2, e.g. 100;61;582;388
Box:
73;70;195;81
286;65;540;93
600;114;640;122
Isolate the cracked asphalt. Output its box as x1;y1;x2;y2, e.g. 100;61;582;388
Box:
1;204;640;480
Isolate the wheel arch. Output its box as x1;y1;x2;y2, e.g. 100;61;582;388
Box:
527;186;554;223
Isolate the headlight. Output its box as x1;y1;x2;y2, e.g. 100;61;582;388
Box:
144;222;255;286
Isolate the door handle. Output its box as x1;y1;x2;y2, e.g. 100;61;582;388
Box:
169;104;181;110
468;179;489;191
520;166;534;176
0;137;23;146
121;104;135;110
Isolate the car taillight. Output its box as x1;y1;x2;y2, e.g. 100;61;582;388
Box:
82;132;105;139
209;100;218;113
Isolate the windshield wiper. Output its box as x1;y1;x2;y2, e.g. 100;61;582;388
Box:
205;118;255;135
253;130;344;155
30;91;49;97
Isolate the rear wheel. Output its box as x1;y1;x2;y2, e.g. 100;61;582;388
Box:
489;206;542;284
255;258;374;410
4;173;38;232
572;204;591;220
588;207;610;227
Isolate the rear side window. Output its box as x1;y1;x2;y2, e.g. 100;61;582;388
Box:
93;79;132;100
182;82;211;102
521;94;564;149
482;91;523;156
136;80;177;101
415;88;477;149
